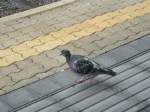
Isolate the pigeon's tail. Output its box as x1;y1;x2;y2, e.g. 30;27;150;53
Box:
97;68;117;76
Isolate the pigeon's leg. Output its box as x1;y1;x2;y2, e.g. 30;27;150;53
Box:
74;75;94;84
74;77;85;84
74;76;89;84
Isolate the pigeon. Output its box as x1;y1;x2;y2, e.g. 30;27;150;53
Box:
60;49;117;84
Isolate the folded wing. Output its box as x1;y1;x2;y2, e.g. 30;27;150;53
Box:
72;59;94;74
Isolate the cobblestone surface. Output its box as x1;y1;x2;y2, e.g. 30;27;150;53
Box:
0;0;150;95
0;0;149;67
0;0;145;49
1;34;150;112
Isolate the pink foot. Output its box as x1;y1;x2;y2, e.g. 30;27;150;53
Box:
74;79;85;84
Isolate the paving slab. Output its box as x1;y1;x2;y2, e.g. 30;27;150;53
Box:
0;0;150;111
128;37;150;52
0;33;149;112
0;88;41;108
0;0;150;96
0;99;12;112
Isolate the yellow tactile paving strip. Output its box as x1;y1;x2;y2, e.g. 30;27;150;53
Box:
0;0;150;67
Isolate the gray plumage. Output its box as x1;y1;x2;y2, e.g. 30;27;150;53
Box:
61;49;117;77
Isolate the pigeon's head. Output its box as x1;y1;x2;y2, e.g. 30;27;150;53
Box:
60;49;71;58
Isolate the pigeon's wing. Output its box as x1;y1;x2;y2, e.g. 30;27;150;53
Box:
71;59;94;74
80;56;100;69
86;57;117;76
83;56;107;69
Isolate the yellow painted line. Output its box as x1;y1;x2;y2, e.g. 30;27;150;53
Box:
0;0;150;67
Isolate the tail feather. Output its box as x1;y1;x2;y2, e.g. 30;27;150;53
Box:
98;68;117;76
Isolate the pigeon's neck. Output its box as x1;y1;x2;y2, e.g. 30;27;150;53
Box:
65;55;71;63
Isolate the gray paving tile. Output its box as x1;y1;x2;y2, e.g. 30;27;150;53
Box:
108;60;150;85
142;34;150;43
111;47;150;74
110;46;140;60
144;105;150;112
51;70;80;86
102;97;139;112
51;81;99;102
67;89;117;112
82;93;126;112
94;52;122;67
56;82;111;111
136;87;150;102
106;88;150;112
18;97;56;112
129;52;150;65
0;88;40;108
38;102;66;112
0;99;12;112
125;98;150;112
128;39;150;52
25;75;61;95
59;108;75;112
113;62;134;73
116;72;150;92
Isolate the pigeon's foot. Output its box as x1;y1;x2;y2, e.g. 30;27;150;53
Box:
74;79;84;84
74;76;95;84
74;77;86;84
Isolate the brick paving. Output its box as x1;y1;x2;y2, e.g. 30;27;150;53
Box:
1;34;150;112
0;1;149;67
0;0;149;96
0;0;145;49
